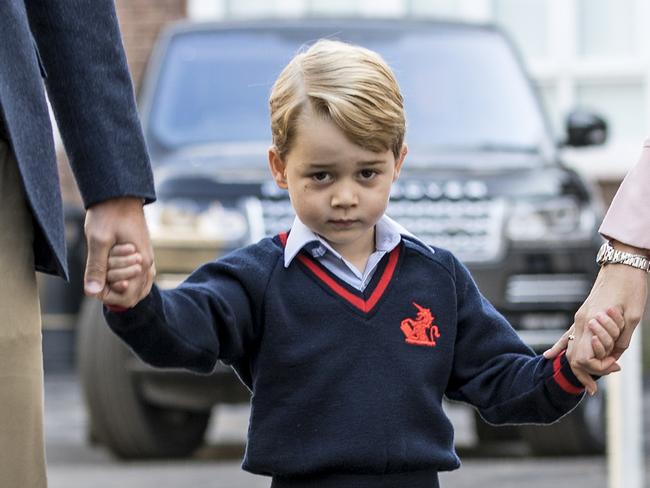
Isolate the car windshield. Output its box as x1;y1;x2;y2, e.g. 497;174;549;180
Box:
147;25;549;166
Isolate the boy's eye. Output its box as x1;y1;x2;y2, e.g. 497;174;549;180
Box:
311;172;332;183
359;169;377;180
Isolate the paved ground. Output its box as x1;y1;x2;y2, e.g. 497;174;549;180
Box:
44;373;649;488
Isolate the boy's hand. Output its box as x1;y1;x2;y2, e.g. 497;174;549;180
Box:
586;308;624;360
563;307;624;395
103;243;154;310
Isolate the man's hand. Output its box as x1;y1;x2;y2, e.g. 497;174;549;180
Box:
544;242;648;391
84;197;155;308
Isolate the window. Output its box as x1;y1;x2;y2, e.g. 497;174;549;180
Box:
575;82;645;141
408;0;461;18
492;0;548;59
577;0;637;59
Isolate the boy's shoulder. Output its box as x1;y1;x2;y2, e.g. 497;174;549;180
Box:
401;235;459;280
205;236;285;280
221;235;285;266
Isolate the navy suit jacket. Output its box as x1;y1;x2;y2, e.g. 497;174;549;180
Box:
0;0;156;279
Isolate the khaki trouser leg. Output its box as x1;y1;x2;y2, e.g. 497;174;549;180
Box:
0;140;47;488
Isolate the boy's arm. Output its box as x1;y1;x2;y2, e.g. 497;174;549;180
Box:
104;245;280;374
445;257;587;426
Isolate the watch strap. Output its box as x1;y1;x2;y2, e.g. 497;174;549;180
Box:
597;242;650;273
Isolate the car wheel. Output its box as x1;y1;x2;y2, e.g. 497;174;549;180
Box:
519;389;606;456
76;297;211;459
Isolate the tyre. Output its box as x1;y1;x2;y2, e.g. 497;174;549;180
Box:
519;389;606;456
76;298;211;459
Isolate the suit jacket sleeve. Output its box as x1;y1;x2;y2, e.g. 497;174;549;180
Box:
599;138;650;250
24;0;155;208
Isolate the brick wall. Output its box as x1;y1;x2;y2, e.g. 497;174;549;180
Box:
59;0;187;207
114;0;187;91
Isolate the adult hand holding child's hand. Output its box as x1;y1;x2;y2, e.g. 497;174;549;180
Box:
546;306;625;395
84;197;155;309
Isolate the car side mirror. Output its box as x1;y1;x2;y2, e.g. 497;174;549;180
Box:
564;110;608;147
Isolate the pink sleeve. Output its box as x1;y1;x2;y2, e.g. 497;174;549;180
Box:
599;138;650;250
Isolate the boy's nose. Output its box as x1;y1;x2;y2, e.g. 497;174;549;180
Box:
331;184;358;208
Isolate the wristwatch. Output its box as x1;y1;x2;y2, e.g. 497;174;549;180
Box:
596;241;650;273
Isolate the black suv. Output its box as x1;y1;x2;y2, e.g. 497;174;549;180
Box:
76;19;608;459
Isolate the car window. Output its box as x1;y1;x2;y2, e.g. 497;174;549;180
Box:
148;26;548;166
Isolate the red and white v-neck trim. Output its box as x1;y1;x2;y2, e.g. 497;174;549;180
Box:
278;231;400;314
283;216;407;292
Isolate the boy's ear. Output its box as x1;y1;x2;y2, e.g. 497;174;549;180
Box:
393;144;408;181
268;147;288;189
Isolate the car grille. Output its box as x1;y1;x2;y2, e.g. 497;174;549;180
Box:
258;180;506;264
505;274;592;304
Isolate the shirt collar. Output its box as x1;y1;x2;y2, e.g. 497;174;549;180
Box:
283;217;323;267
283;215;427;268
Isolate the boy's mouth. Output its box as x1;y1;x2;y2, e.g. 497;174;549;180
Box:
328;219;358;228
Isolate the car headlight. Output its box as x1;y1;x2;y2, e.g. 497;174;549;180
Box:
506;197;596;244
145;199;248;248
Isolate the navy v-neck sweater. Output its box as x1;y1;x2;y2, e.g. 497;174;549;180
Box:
105;234;585;482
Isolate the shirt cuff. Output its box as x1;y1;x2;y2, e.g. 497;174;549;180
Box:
550;351;585;395
105;304;128;313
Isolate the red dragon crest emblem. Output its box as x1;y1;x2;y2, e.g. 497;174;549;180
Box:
400;302;440;347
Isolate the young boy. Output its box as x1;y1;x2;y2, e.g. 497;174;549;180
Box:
103;40;622;488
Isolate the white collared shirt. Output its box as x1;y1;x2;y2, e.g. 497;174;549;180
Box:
284;215;426;291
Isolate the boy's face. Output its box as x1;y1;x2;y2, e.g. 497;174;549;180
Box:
268;111;406;257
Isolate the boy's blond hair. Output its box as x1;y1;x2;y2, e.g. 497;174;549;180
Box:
269;39;405;160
